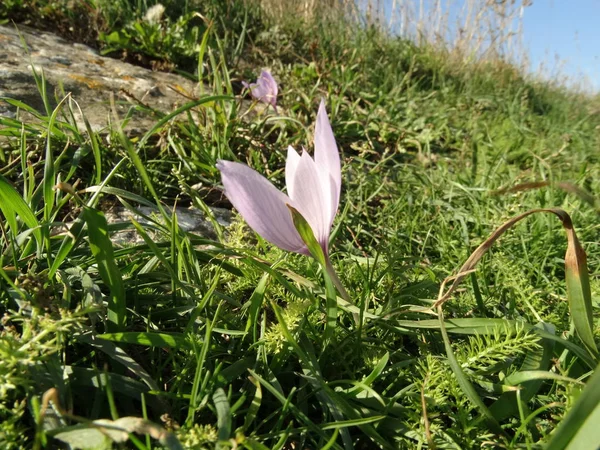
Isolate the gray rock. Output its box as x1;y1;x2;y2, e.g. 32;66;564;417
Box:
104;206;231;246
0;24;205;134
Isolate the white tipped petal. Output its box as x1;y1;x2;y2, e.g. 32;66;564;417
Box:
317;164;337;231
285;146;301;199
314;99;341;217
217;160;308;254
289;151;330;251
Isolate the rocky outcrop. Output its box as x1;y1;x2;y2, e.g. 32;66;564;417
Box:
0;24;238;243
0;23;203;133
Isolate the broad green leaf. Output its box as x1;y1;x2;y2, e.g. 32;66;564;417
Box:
52;426;114;449
565;404;600;450
395;317;523;334
80;186;156;208
76;333;160;392
0;97;46;118
64;366;149;400
320;416;386;430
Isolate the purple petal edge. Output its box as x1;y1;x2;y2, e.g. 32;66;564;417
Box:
217;160;308;255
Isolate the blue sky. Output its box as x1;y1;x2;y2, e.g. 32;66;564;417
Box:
379;0;600;92
522;0;600;91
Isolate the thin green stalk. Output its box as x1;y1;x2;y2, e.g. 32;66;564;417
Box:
324;258;352;305
324;257;360;325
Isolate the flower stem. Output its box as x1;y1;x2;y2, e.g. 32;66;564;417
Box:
324;258;353;305
324;258;360;326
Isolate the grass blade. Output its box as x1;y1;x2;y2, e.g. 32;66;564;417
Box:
437;305;507;437
137;95;233;148
562;215;598;359
243;376;262;432
0;174;42;251
49;159;126;277
493;181;599;212
97;332;190;349
323;265;338;342
213;388;232;444
244;272;269;342
43;95;70;226
434;208;598;361
546;361;600;450
394;318;595;369
83;206;126;330
490;322;556;421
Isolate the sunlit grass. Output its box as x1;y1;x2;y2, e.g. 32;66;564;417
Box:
1;0;599;448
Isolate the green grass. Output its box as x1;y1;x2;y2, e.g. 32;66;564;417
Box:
1;1;600;448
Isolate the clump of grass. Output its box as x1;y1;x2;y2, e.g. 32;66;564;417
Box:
1;0;600;448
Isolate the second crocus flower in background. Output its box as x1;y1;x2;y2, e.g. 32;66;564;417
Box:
242;70;279;112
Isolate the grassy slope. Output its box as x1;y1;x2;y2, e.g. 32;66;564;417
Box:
1;1;599;448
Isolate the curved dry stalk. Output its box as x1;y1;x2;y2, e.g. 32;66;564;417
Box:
433;208;597;358
492;180;599;212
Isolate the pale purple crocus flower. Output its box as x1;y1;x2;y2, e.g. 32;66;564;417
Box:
242;70;279;112
217;99;340;259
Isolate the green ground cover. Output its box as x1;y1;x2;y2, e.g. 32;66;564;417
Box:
1;0;599;448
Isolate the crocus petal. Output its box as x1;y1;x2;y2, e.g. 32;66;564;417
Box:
285;146;301;199
316;162;336;232
217;160;308;254
314;99;341;223
289;151;331;252
261;70;278;104
244;70;278;112
261;70;277;91
250;82;267;100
